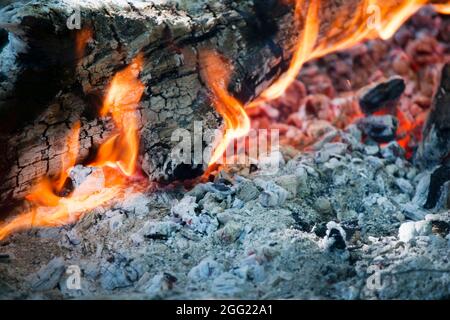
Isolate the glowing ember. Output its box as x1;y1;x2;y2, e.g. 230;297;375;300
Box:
250;0;449;106
434;3;450;14
75;27;93;60
396;109;419;158
0;56;145;240
199;50;251;166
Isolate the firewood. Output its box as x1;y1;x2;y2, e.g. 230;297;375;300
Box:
0;0;299;203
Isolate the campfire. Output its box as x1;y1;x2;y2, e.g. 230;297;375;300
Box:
1;0;450;300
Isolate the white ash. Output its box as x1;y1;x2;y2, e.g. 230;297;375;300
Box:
119;190;152;217
256;151;286;175
171;195;219;235
28;257;66;292
141;272;178;298
2;126;450;300
69;165;105;196
137;220;181;240
254;179;289;207
188;258;224;282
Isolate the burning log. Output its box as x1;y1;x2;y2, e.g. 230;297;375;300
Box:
0;0;299;203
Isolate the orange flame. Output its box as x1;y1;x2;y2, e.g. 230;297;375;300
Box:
91;54;145;176
75;27;93;60
255;0;447;104
0;56;145;240
434;3;450;14
260;0;320;101
56;121;81;191
199;50;251;166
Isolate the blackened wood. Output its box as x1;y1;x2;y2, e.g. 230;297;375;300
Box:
416;63;450;168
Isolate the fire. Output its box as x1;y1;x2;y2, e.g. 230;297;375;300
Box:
75;27;93;60
91;54;144;176
1;1;449;240
259;0;320;102
206;0;448;164
199;50;251;166
251;0;448;105
203;1;450;166
0;56;145;241
434;3;450;14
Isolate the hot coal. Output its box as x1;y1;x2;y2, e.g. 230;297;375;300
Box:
253;7;448;154
359;77;406;115
357;115;398;143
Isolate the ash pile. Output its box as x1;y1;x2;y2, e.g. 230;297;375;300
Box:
2;127;450;299
1;7;450;300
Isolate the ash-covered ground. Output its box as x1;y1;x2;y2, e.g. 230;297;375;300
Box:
1;7;450;300
1;137;450;299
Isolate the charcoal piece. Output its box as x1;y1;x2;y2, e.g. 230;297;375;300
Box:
0;28;7;52
359;76;406;114
30;257;66;291
340;220;360;242
212;183;231;193
423;165;450;209
381;141;405;161
313;222;328;238
327;228;347;251
431;220;450;237
357;115;398;143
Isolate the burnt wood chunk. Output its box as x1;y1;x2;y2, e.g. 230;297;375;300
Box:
357;115;398;143
417;63;450;168
359;77;406;114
